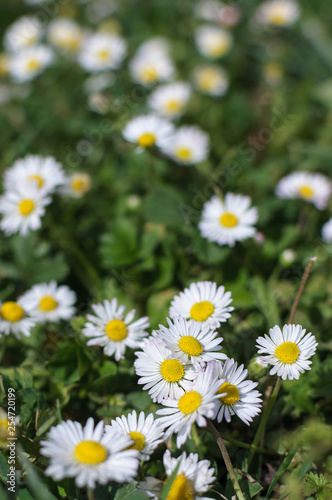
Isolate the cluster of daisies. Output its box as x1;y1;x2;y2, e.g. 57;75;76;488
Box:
0;155;91;237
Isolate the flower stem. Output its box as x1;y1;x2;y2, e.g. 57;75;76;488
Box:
87;489;95;500
287;256;317;324
207;420;246;500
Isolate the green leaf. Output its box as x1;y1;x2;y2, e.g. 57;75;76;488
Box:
192;232;231;265
100;219;138;268
18;448;58;500
143;186;184;226
249;276;281;325
126;391;153;411
114;482;149;500
0;451;9;482
266;444;298;497
159;462;180;500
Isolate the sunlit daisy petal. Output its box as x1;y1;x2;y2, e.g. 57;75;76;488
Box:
78;32;126;72
61;172;91;198
322;217;332;243
0;298;36;339
123;114;174;149
160;126;209;165
195;25;232;59
129;37;174;86
148;82;192;119
275;172;331;210
9;45;54;83
193;64;229;96
48;18;83;53
4;16;42;53
255;0;300;27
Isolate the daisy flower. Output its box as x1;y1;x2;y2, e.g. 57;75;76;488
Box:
61;173;91;198
169;281;233;328
275;172;331;210
148;82;192;119
255;0;300;27
4;16;42;53
0;299;36;338
195;25;232;59
199;193;258;247
195;1;242;28
19;281;76;323
4;155;65;195
9;45;54;83
134;337;197;403
122;114;174;149
0;184;51;237
78;33;126;72
256;324;318;380
129;37;174;86
82;298;150;361
322;218;332;243
193;64;229;96
213;359;262;425
156;363;221;448
160;126;209;165
40;417;140;488
156;316;227;368
105;411;164;461
48;18;83;53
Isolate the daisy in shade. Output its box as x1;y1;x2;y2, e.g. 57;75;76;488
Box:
160;126;209;165
195;25;232;59
199;193;258;247
61;173;91;198
195;1;242;28
82;298;150;361
256;324;318;380
129;37;174;86
157;363;221;448
0;298;36;338
9;45;54;83
148;82;192;119
134;337;197;403
78;33;126;72
0;184;51;237
213;358;262;425
193;64;229;96
169;281;233;328
156;316;227;369
275;172;331;210
322;218;332;243
122;114;174;149
48;18;83;53
20;281;76;323
4;155;65;195
255;0;300;27
4;16;42;53
105;411;164;461
40;417;140;488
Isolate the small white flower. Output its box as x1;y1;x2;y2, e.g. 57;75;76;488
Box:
106;411;164;461
122;114;174;149
4;155;65;195
256;324;318;380
61;173;91;198
195;25;232;59
0;184;51;237
148;82;192;119
134;337;197;403
129;38;174;86
156;316;227;368
193;64;229;96
322;217;332;243
9;45;54;83
4;16;42;53
199;193;258;247
0;299;36;338
160;126;209;165
195;1;242;28
275;172;331;210
157;363;221;448
19;281;76;323
82;298;150;361
78;33;126;72
48;18;83;53
40;417;140;489
255;0;300;27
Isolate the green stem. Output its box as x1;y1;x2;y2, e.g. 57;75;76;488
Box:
287;256;317;325
207;420;246;500
219;432;278;457
87;488;95;500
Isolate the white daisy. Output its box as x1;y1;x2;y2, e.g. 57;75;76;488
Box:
61;173;91;198
4;155;65;195
0;184;51;237
148;82;192;119
255;0;300;27
129;38;174;86
9;45;54;83
40;417;140;489
199;193;258;247
156;363;221;448
78;33;126;72
275;172;331;210
0;299;36;339
195;25;232;59
122;114;174;149
195;1;242;28
169;281;233;328
48;18;83;53
193;64;229;96
105;411;164;461
213;359;262;425
322;217;332;243
134;337;197;403
4;16;42;53
256;324;318;380
156;317;227;368
82;298;150;361
160;126;209;165
19;281;76;323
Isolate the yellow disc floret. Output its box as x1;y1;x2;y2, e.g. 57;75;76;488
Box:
190;301;214;322
175;147;192;162
39;296;58;312
165;100;183;114
160;359;185;382
179;336;203;357
74;440;107;465
138;133;156;147
178;391;202;415
219;212;238;228
218;382;240;406
298;185;314;200
128;431;145;451
167;472;195;500
28;174;44;188
105;319;128;341
18;199;35;216
275;341;300;364
0;302;25;322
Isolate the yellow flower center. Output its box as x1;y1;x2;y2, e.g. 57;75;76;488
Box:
275;341;300;364
0;419;11;440
0;302;25;322
298;185;314;200
178;336;203;356
178;391;202;415
175;147;192;162
219;212;238;228
39;296;58;312
269;10;287;26
97;49;111;61
207;37;230;58
190;301;214;322
167;472;195;500
141;66;158;83
28;174;44;188
137;133;156;147
197;68;219;92
74;440;107;465
218;382;240;406
105;319;128;341
165;100;183;113
128;431;145;451
26;58;41;72
18;199;35;216
71;176;91;195
160;359;185;382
